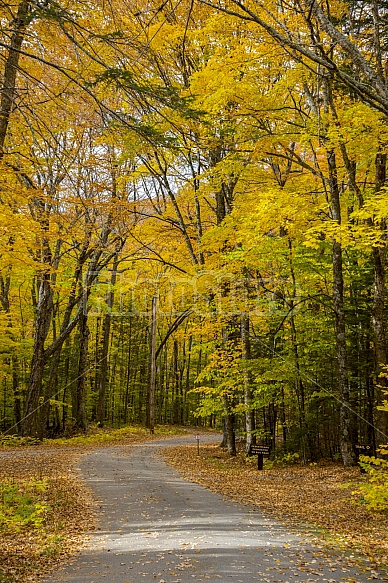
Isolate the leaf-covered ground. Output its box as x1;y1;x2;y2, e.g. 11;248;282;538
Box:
0;425;187;583
162;443;388;571
0;448;94;583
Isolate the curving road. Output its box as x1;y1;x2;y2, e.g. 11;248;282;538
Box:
43;435;379;583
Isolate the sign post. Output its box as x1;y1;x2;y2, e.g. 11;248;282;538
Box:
249;444;270;471
355;444;372;454
196;434;200;455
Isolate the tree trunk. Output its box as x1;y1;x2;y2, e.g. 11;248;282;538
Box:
38;348;61;439
241;315;255;453
62;337;71;431
173;339;180;424
225;408;236;455
183;334;193;425
148;296;157;434
123;319;132;425
22;275;54;436
0;271;21;433
22;258;86;436
372;152;388;446
12;353;21;433
0;0;31;157
96;254;119;425
327;148;356;466
74;309;89;430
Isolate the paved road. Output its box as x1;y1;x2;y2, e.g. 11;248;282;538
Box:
43;435;380;583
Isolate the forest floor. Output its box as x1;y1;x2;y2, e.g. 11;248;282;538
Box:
162;443;388;572
0;447;94;583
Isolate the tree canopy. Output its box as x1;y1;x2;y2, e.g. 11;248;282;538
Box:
1;0;388;465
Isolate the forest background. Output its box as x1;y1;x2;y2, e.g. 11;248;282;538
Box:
1;0;388;468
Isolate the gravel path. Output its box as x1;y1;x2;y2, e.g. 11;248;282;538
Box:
43;435;379;583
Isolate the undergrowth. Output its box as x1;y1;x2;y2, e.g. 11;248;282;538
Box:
353;451;388;513
0;480;50;532
0;436;41;447
0;424;188;449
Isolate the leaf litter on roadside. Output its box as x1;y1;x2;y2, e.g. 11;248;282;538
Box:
162;443;388;575
0;448;95;583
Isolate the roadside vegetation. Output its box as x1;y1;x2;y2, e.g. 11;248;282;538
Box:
0;424;187;450
0;448;93;583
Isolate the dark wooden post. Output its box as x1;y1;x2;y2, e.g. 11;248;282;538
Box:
250;444;270;471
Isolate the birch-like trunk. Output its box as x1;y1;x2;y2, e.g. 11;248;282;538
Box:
372;152;388;446
327;148;356;466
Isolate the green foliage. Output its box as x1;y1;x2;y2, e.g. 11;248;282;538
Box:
355;455;388;513
0;435;41;447
0;480;50;532
354;367;388;513
46;424;186;446
192;342;246;417
275;452;300;465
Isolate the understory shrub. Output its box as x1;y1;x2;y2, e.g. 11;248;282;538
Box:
357;451;388;513
0;480;50;531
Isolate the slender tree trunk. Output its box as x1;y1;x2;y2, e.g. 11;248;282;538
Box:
123;319;132;425
327;148;356;466
226;413;236;456
289;315;309;460
12;353;21;432
222;397;236;456
220;417;227;448
173;339;180;424
38;348;61;439
183;334;192;424
287;238;311;458
62;337;71;431
372;153;388;445
22;275;54;436
0;270;21;433
241;315;255;453
280;387;287;445
149;296;157;434
97;254;119;425
74;309;89;430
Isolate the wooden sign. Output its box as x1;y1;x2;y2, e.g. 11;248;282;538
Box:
355;444;372;453
250;444;270;456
